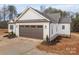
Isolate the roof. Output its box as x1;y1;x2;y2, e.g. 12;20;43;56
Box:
59;17;72;23
31;7;53;22
9;7;71;24
46;13;61;23
32;7;71;23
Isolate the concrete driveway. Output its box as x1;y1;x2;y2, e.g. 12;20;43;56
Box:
0;36;54;55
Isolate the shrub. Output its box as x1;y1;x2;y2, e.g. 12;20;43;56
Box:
8;31;16;39
46;35;51;45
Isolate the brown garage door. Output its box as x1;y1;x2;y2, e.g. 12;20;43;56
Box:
19;25;43;39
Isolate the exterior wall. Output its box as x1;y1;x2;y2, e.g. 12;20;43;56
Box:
19;9;46;20
8;8;50;40
49;23;70;40
15;23;19;36
8;24;16;33
16;22;49;41
58;24;70;36
50;23;58;40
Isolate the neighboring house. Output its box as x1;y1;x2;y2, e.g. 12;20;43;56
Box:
8;7;71;41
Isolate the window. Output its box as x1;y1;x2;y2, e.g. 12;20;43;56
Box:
20;25;24;27
10;25;13;30
62;25;65;30
25;25;29;28
31;25;36;28
37;25;43;28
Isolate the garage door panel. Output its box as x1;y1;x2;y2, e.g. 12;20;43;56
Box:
19;25;43;39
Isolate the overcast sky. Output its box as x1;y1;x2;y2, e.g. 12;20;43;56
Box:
0;4;79;13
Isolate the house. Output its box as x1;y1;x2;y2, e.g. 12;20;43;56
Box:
8;7;71;41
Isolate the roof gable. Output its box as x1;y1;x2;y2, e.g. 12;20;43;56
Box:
16;7;50;21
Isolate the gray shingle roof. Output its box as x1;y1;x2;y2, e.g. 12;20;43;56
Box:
59;17;72;23
32;8;71;23
46;13;61;23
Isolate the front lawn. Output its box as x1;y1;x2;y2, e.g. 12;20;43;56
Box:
37;33;79;55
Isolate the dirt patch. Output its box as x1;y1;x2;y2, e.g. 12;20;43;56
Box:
37;33;79;55
0;29;8;35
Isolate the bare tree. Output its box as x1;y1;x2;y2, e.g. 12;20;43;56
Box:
2;5;7;21
8;5;17;21
40;5;45;12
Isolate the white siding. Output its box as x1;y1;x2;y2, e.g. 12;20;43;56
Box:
50;23;58;40
19;8;46;20
8;23;70;41
58;24;70;35
49;23;70;40
15;24;19;36
8;24;16;33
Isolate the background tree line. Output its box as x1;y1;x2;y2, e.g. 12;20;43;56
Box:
71;13;79;32
0;5;17;28
0;5;79;32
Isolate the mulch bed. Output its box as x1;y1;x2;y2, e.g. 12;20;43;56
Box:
37;35;79;55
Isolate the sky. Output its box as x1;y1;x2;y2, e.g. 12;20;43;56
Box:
0;4;79;13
